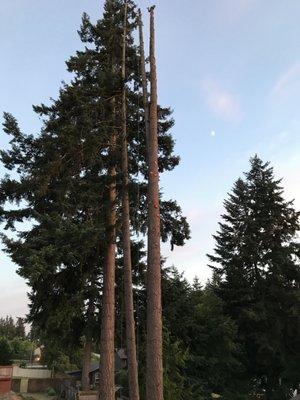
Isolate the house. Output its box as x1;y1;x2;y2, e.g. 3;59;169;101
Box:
67;349;127;389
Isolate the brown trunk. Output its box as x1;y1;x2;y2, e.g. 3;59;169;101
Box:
121;3;140;400
137;9;150;144
146;6;163;400
82;332;92;391
99;98;117;400
82;301;95;391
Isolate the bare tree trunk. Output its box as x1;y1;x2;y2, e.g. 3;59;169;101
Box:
137;9;150;144
82;300;95;391
99;98;117;400
82;332;92;391
121;3;140;400
146;6;163;400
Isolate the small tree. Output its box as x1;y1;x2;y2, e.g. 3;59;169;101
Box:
0;337;13;365
15;318;26;339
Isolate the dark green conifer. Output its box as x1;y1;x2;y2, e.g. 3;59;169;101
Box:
0;0;190;395
209;156;300;399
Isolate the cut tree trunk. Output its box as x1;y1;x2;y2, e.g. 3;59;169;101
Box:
121;3;140;400
146;6;163;400
99;97;117;400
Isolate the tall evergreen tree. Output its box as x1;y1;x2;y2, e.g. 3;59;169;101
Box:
209;156;300;399
0;0;190;395
0;337;13;365
120;2;140;400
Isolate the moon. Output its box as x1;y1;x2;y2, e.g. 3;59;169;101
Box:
211;130;216;137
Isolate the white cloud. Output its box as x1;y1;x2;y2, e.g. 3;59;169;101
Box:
202;78;243;122
272;63;300;97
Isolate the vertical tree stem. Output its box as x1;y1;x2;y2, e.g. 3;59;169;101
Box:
121;2;140;400
146;6;163;400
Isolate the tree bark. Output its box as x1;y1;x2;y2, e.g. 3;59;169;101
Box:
82;300;95;391
99;98;117;400
146;6;163;400
121;3;140;400
137;9;150;145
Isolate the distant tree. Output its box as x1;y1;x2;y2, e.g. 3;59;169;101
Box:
0;316;16;340
15;318;25;339
0;316;26;340
10;338;33;360
209;156;300;399
185;288;248;399
162;329;191;400
0;337;13;365
136;266;247;400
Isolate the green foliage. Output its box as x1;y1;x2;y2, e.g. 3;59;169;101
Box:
209;156;300;398
187;289;248;399
163;330;191;400
42;344;79;373
0;316;25;340
7;2;299;400
136;267;247;399
45;387;56;396
0;336;13;365
0;0;189;367
10;338;33;360
0;317;32;363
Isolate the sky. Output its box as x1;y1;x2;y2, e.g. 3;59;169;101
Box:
1;0;300;319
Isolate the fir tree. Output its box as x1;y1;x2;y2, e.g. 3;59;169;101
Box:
0;0;190;395
209;156;300;399
15;318;26;339
0;337;13;365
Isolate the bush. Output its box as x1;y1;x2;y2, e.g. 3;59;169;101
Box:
46;387;56;396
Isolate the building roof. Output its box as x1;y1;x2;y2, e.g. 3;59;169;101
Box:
67;351;126;376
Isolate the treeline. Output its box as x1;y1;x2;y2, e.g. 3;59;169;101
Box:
0;1;299;400
0;316;33;364
0;316;26;340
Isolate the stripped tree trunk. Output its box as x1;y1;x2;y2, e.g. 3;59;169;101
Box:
138;9;150;145
99;96;117;400
121;3;140;400
146;6;163;400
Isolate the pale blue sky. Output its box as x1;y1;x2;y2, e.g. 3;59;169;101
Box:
1;0;300;319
